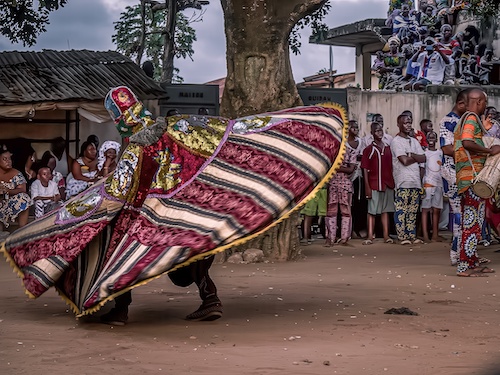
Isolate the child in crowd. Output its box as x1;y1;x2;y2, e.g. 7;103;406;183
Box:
324;147;356;246
421;131;443;242
361;122;396;244
300;188;327;245
38;150;66;200
415;119;433;148
30;166;61;219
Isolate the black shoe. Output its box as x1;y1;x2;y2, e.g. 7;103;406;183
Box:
100;307;128;326
186;302;223;321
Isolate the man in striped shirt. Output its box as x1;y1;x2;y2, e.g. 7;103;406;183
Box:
454;88;500;277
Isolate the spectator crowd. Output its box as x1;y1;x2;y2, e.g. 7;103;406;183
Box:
374;0;497;90
0;135;121;236
301;87;500;277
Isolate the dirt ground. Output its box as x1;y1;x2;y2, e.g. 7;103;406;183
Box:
2;235;500;375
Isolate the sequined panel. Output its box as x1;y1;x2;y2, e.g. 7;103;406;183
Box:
167;115;229;156
105;143;142;202
57;186;104;222
150;148;182;191
232;115;284;134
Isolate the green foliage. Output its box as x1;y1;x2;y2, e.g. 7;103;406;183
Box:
289;0;331;55
113;3;196;82
0;0;67;46
467;0;500;18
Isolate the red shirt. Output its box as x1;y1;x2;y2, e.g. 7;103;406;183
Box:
361;143;395;191
414;130;428;148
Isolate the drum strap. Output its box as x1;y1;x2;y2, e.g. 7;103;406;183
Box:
464;150;479;182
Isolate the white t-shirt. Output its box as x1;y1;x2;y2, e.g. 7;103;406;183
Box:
30;179;59;200
424;149;443;188
391;135;425;189
412;51;448;84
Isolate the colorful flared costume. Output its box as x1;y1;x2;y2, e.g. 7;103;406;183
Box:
1;86;347;317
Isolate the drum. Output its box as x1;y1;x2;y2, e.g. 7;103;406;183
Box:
473;143;500;199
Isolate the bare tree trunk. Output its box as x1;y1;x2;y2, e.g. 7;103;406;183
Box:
220;0;327;260
161;0;177;83
224;211;302;262
220;0;327;118
136;0;148;65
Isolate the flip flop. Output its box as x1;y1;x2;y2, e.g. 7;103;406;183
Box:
478;266;495;273
457;269;489;277
385;238;394;244
362;239;373;245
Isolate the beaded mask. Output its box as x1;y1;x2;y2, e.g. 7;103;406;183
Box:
104;86;155;138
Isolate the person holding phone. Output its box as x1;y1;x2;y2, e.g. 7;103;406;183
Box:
410;37;450;91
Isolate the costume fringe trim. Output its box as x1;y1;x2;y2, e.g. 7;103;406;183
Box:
1;241;37;299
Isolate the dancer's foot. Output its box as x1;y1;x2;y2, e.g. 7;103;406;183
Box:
186;302;223;321
100;307;129;326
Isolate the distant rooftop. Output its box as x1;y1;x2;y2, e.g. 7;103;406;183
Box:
0;50;166;105
310;18;392;53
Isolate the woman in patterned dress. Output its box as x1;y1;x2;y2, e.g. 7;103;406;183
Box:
65;141;99;198
0;144;32;231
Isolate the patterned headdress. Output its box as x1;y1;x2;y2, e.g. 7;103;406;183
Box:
97;140;121;171
104;86;155;138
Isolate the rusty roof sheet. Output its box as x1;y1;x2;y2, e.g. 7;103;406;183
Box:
0;50;167;104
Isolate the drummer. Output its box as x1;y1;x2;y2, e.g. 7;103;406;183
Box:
454;88;500;277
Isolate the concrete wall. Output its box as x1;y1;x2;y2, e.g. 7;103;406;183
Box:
346;86;500;138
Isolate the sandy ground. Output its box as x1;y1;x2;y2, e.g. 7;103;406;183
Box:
2;236;500;375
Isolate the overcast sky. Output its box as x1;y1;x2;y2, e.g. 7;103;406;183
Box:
0;0;388;83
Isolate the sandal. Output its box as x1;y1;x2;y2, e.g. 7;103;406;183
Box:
413;239;424;244
400;240;412;245
457;269;489;277
478;266;495;273
385;238;394;244
362;239;373;245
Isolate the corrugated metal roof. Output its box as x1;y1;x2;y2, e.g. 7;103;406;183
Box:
0;50;167;104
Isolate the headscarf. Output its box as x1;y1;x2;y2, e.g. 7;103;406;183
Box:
387;36;401;47
97;140;121;171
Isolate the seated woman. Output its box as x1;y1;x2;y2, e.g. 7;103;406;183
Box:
65;141;98;199
378;36;406;89
97;140;121;177
0;144;32;231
